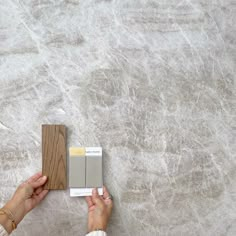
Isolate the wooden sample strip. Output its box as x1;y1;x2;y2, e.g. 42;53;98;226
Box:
42;125;67;190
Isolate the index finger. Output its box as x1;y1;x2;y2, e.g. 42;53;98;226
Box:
31;176;47;189
26;172;42;184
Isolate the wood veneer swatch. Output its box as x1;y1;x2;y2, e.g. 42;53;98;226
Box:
42;125;67;190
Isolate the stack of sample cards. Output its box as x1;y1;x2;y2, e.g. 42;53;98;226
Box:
69;147;103;197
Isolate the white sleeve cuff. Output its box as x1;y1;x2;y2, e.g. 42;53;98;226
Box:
0;224;108;236
86;231;107;236
0;225;9;236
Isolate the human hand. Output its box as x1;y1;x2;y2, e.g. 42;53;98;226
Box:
85;186;113;233
1;172;48;233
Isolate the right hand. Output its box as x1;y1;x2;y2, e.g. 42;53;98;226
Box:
85;186;113;233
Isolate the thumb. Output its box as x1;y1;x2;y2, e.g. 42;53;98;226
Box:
91;188;103;208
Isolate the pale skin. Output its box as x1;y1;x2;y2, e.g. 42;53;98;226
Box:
86;187;113;232
0;172;113;234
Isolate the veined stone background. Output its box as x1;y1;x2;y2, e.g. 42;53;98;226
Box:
0;0;235;235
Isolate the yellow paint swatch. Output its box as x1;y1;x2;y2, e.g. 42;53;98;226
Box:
69;147;86;157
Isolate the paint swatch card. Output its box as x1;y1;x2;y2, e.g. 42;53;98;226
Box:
69;147;103;197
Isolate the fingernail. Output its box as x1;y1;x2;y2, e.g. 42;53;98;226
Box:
42;176;47;180
92;188;97;194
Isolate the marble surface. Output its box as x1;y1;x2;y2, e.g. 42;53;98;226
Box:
0;0;235;235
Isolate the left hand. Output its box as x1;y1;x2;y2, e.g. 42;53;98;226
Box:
2;172;49;233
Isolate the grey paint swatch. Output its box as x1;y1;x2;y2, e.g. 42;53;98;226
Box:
86;156;103;187
69;156;86;187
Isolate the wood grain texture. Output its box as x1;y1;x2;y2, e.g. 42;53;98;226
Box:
42;125;67;190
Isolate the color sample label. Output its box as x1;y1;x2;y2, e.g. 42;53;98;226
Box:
86;147;102;156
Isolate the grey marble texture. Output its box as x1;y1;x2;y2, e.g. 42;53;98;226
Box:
0;0;235;235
